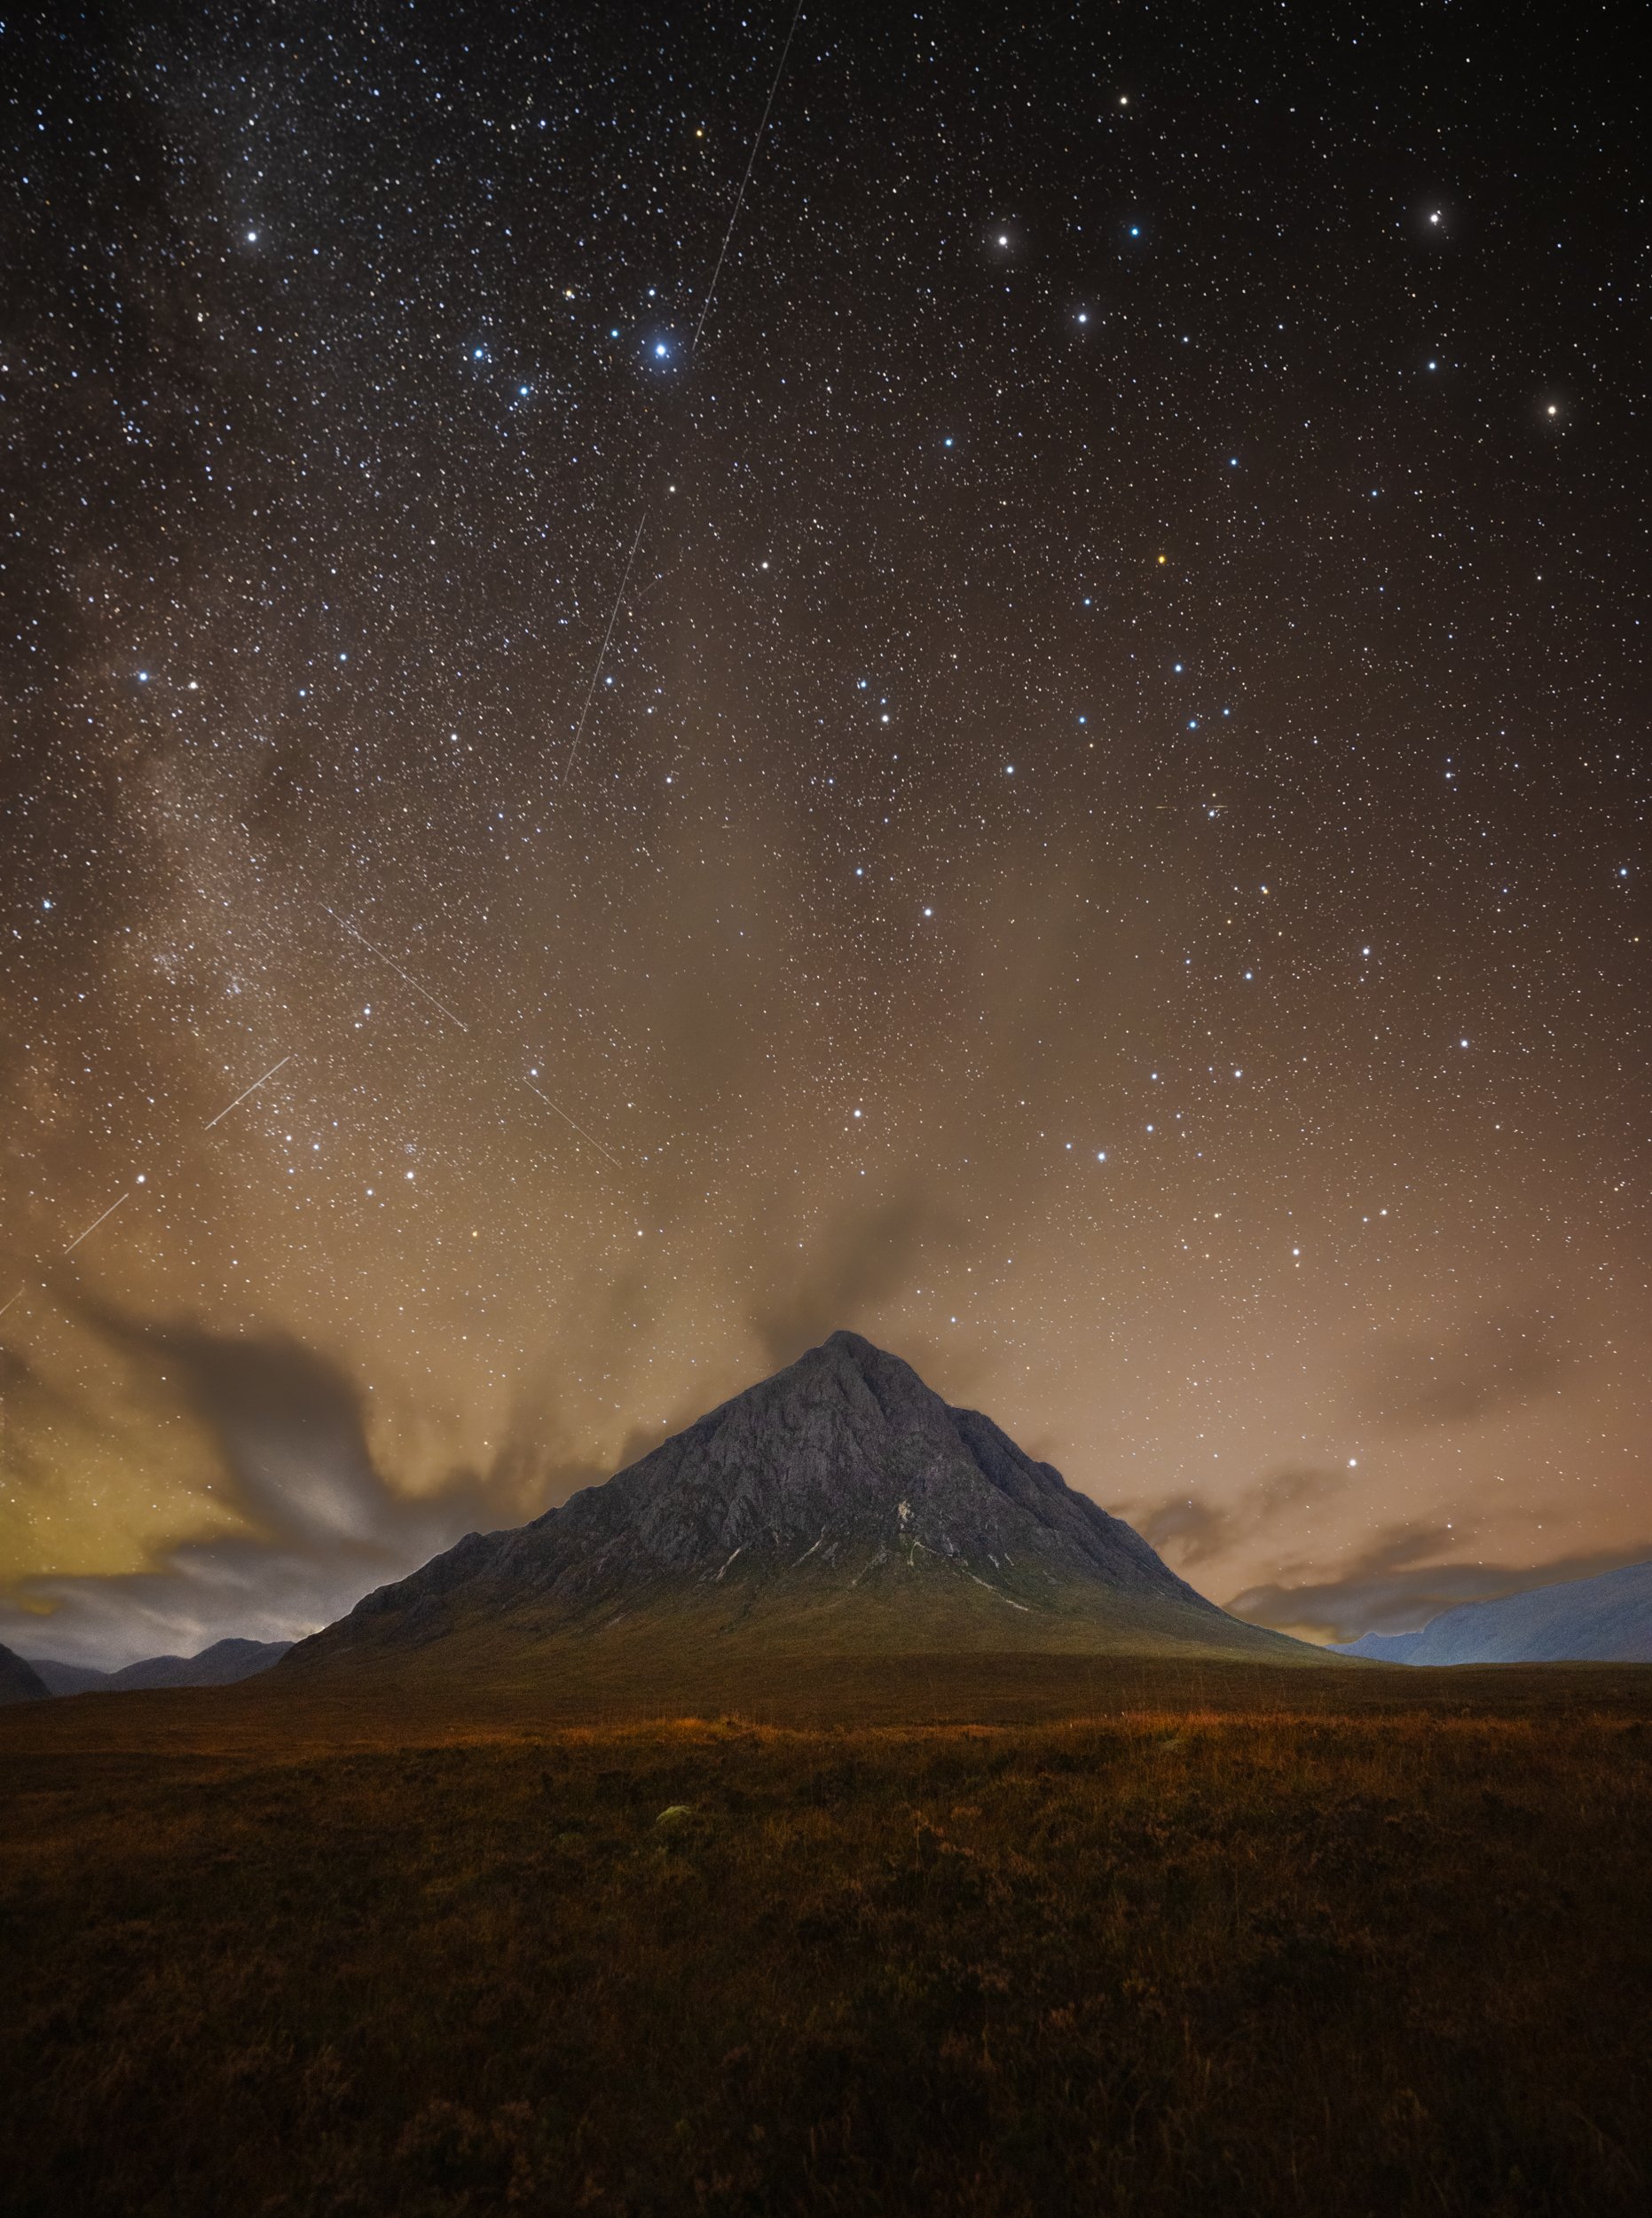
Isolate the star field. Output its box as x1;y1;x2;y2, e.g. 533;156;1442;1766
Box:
1;2;1645;1662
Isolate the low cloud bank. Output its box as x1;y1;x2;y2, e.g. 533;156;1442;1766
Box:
1226;1529;1652;1645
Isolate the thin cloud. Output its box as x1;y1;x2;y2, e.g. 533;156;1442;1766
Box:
1355;1305;1569;1433
751;1184;964;1371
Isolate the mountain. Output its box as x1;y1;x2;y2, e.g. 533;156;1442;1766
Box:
287;1331;1318;1681
25;1638;294;1696
0;1644;51;1706
1333;1559;1652;1664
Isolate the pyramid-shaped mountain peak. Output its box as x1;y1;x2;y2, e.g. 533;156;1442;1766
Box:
289;1333;1310;1670
516;1327;1186;1588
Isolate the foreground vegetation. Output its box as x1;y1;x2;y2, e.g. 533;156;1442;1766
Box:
4;1684;1650;2215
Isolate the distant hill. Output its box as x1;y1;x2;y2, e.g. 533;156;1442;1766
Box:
0;1644;51;1705
25;1658;111;1695
25;1638;293;1696
1333;1559;1652;1664
286;1331;1322;1689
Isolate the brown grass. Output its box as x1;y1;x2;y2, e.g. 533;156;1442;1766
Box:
3;1665;1650;2215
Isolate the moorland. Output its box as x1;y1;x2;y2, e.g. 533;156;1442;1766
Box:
3;1656;1649;2217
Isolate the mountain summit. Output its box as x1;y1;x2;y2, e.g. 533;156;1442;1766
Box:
289;1332;1312;1674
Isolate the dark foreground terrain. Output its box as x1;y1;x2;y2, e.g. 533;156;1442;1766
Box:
3;1663;1649;2217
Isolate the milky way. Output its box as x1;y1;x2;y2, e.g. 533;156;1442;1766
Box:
3;4;1644;1663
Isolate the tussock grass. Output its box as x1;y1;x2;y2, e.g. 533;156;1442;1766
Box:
4;1682;1650;2214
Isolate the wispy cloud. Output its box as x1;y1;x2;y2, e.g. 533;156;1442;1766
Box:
1;1305;584;1670
751;1184;964;1372
1133;1464;1347;1569
1353;1304;1569;1433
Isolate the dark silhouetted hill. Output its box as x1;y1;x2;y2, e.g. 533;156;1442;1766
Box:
26;1638;292;1696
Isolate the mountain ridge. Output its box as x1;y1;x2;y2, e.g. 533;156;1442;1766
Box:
24;1638;294;1696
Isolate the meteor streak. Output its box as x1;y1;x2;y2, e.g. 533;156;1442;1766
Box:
323;908;470;1031
61;1190;130;1255
560;0;806;786
688;0;806;358
523;1078;621;1168
204;1054;295;1130
563;507;649;784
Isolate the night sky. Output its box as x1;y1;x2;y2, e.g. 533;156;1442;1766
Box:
3;2;1645;1666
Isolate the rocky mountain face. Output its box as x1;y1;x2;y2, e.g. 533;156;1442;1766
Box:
0;1644;51;1706
1334;1558;1652;1664
25;1638;294;1696
290;1332;1307;1666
